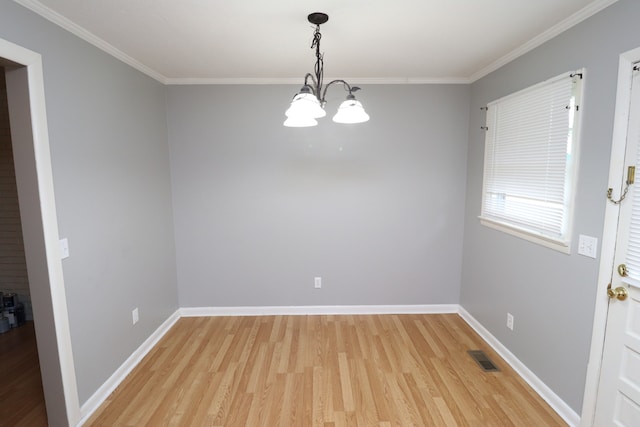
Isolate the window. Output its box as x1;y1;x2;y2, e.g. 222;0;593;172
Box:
480;70;584;253
623;67;640;284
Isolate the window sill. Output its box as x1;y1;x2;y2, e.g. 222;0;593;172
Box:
479;217;571;255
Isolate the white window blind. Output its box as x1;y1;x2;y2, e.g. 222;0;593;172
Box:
480;71;583;251
625;69;640;284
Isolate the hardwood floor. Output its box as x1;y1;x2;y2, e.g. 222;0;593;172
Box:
0;321;48;426
86;314;567;426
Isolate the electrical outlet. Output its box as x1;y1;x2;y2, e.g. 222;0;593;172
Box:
507;313;514;331
132;308;139;325
314;277;322;289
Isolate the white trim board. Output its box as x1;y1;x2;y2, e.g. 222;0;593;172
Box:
459;308;580;426
1;36;81;426
468;0;618;82
78;310;181;425
12;0;166;83
165;77;471;85
78;304;578;426
180;304;459;317
13;0;618;85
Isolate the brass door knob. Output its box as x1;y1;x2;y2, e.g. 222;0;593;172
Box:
607;284;628;301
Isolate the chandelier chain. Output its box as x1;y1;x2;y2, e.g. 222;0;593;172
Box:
311;24;324;100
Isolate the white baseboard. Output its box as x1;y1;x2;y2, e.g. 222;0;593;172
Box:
77;309;181;426
77;304;578;427
179;304;460;317
458;307;580;427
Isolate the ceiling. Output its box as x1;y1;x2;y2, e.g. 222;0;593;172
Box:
14;0;617;84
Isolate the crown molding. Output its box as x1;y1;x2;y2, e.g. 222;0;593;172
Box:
12;0;468;86
164;76;471;85
469;0;619;82
13;0;619;86
12;0;168;84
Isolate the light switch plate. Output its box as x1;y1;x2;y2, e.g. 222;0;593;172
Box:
59;238;70;259
578;234;598;258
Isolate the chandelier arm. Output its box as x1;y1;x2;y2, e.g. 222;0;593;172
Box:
320;79;356;103
303;73;319;96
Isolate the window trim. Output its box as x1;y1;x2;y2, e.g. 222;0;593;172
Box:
478;70;584;254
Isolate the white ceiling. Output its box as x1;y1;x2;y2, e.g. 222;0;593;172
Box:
15;0;617;84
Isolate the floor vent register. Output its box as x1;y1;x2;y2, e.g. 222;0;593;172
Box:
468;350;500;372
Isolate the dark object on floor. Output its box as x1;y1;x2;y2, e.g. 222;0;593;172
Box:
468;349;501;372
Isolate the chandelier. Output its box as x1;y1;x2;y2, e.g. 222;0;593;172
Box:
284;12;370;127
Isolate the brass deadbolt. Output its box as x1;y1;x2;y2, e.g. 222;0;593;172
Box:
618;264;629;277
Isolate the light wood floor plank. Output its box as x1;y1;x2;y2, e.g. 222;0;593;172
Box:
85;314;568;426
0;322;48;426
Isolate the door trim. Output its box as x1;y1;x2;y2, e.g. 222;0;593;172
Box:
0;37;80;425
580;46;640;427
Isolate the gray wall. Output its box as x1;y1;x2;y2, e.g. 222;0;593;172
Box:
2;0;637;418
167;84;470;308
0;1;178;406
460;0;640;413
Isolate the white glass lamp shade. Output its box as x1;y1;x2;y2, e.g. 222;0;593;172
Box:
285;92;326;119
332;97;370;124
283;116;318;127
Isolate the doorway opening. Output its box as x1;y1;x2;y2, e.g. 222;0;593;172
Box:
0;64;47;424
0;38;80;426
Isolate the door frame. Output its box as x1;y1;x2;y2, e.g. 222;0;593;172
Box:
581;45;640;427
1;38;80;425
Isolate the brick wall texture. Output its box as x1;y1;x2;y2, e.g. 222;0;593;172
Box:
0;68;33;321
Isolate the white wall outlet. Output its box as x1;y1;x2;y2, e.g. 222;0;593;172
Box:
507;313;514;331
132;308;139;325
578;234;598;258
59;238;70;259
314;277;322;289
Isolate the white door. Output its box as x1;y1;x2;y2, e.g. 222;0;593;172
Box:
593;65;640;426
